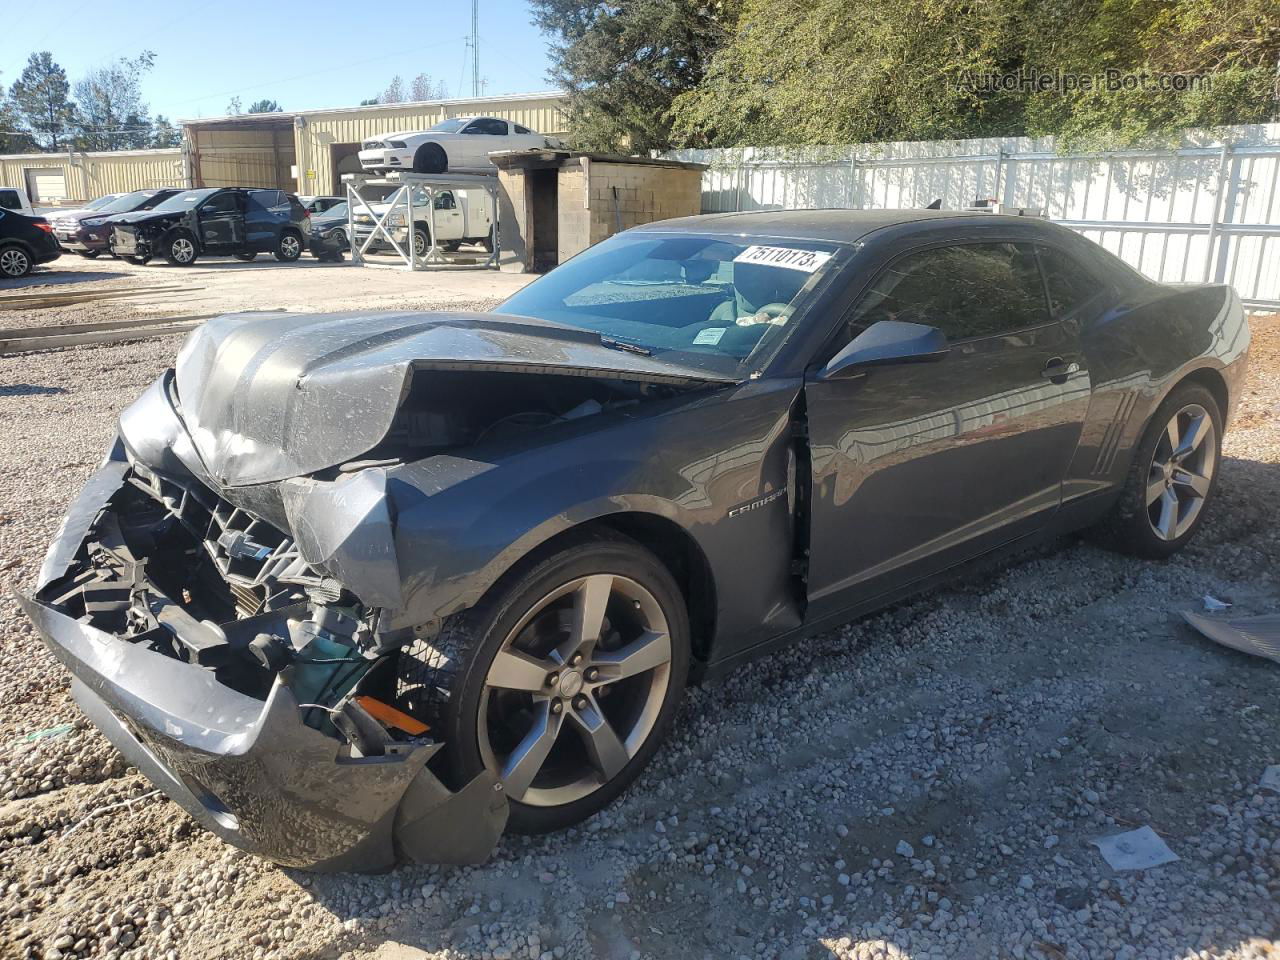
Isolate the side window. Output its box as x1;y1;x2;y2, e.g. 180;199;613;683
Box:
0;190;19;210
433;191;456;210
514;124;531;134
464;118;507;135
201;192;240;215
1038;246;1100;317
844;242;1049;344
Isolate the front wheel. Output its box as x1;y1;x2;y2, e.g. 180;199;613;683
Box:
396;533;690;834
275;231;302;262
412;226;431;259
163;231;198;266
1094;381;1222;558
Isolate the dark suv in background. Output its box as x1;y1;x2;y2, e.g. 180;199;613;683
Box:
51;188;183;258
110;188;310;266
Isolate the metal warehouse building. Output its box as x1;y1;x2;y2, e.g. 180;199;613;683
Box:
1;92;566;202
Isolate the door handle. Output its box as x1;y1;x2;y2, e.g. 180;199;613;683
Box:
1041;357;1080;381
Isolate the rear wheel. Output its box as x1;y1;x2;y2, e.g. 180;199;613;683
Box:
163;231;198;266
0;244;33;278
481;226;495;253
275;231;302;262
395;534;690;834
1095;381;1222;558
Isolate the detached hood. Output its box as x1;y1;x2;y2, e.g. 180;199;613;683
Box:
172;310;736;487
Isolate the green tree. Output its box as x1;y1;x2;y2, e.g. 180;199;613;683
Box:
530;0;741;152
73;52;157;151
10;52;76;150
151;115;180;148
226;96;243;115
1020;0;1280;147
671;0;1279;149
0;82;37;153
247;99;282;113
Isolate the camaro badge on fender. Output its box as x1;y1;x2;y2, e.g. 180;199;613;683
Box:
728;489;786;518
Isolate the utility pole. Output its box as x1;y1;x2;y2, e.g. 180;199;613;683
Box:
470;0;480;98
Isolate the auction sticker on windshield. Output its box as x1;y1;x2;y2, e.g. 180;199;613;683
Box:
733;245;833;272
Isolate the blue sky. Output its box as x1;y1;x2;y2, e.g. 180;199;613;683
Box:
1;0;556;120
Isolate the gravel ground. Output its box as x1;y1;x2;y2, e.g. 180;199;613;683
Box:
0;307;1277;960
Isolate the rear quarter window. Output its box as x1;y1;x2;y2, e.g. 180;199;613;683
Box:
0;190;21;210
1038;245;1103;317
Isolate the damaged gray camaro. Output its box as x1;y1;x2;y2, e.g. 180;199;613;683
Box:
22;210;1249;870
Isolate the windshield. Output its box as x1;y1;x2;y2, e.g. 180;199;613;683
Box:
94;191;156;215
320;202;348;219
84;194;119;210
497;232;842;373
148;189;217;214
429;118;469;133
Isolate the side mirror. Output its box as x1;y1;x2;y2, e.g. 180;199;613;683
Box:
821;320;949;380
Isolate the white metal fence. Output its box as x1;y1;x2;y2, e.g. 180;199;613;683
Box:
665;124;1280;311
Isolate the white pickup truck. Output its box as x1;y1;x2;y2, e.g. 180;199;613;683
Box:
350;186;494;256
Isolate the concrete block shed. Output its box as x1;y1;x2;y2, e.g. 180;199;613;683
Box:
490;150;707;272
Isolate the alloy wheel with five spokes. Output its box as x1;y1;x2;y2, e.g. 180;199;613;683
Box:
478;573;673;807
1146;402;1216;541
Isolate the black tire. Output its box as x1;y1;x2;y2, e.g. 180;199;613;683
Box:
0;243;33;278
412;225;431;259
412;143;448;174
1094;381;1223;559
442;240;461;253
123;254;150;266
77;250;100;259
396;532;690;834
331;227;347;250
481;226;495;254
274;231;302;262
163;230;198;266
235;251;257;262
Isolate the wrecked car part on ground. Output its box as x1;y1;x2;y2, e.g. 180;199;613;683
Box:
22;210;1250;870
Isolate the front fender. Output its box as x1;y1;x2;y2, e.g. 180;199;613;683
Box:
380;378;803;653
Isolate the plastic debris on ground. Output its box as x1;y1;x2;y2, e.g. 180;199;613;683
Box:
1182;611;1280;664
20;722;74;743
1261;766;1280;794
1091;826;1180;871
1202;594;1233;612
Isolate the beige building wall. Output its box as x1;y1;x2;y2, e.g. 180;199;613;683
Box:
0;149;184;203
188;125;294;190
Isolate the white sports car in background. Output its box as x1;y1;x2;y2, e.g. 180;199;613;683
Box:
358;117;562;175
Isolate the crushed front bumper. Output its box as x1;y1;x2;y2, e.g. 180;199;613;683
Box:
20;450;507;872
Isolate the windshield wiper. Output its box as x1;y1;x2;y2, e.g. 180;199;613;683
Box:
599;336;652;356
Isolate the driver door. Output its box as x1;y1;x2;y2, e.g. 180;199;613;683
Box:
459;118;508;167
197;191;245;252
803;240;1091;619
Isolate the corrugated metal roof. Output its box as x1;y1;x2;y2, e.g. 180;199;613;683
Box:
180;91;564;127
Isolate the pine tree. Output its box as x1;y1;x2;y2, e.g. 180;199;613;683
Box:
10;52;76;150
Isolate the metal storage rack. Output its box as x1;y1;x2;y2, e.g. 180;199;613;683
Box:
342;171;501;271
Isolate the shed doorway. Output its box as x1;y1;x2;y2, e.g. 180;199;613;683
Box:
529;168;558;273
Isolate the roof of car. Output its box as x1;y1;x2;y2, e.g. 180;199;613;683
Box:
636;208;1046;244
